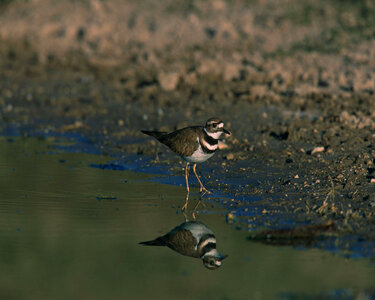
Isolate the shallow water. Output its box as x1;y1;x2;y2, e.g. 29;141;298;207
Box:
0;137;374;300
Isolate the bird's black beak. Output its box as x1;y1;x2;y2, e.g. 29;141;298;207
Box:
222;128;231;135
219;254;228;260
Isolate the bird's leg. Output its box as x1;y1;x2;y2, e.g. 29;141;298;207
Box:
183;209;189;222
192;206;197;220
192;199;202;219
192;194;208;219
193;163;211;195
182;162;190;211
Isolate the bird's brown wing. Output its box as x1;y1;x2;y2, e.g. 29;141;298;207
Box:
165;228;199;257
159;126;202;157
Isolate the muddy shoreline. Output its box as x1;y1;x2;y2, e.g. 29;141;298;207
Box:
1;0;375;256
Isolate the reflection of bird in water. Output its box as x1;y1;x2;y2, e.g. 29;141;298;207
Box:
139;221;227;270
141;117;231;211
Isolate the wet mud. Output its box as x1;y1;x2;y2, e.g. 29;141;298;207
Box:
1;0;375;259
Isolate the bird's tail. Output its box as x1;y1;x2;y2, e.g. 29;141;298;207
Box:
141;130;167;140
139;237;166;246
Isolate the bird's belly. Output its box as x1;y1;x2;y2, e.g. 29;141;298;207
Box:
183;146;215;163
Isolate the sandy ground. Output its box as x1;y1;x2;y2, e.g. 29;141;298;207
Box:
1;0;375;249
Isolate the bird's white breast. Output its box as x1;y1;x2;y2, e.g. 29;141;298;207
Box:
183;222;214;249
184;138;215;163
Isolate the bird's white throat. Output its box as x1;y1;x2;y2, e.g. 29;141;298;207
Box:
202;248;220;258
204;128;222;140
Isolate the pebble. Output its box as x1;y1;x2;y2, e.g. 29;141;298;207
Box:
158;72;179;91
311;146;325;155
218;141;229;150
250;85;268;97
226;153;234;160
223;63;241;81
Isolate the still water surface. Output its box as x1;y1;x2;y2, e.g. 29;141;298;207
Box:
0;137;373;299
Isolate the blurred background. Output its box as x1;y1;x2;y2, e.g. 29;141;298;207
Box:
1;0;374;103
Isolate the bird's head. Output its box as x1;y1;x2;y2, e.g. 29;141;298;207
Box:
204;117;231;140
202;250;228;270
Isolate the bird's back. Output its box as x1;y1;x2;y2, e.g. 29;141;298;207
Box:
143;126;202;157
139;221;212;258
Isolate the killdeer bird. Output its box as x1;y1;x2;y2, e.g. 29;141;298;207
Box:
141;117;231;210
139;221;227;270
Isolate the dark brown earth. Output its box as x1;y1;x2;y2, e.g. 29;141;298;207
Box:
1;0;375;248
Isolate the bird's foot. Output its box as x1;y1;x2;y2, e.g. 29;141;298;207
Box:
200;186;211;196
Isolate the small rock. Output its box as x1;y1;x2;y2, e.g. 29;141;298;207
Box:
212;0;226;11
226;153;234;160
250;85;268;97
183;72;197;85
197;60;219;75
158;72;179;91
218;141;229;150
223;63;241;81
311;146;325;155
226;212;235;223
60;120;84;131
